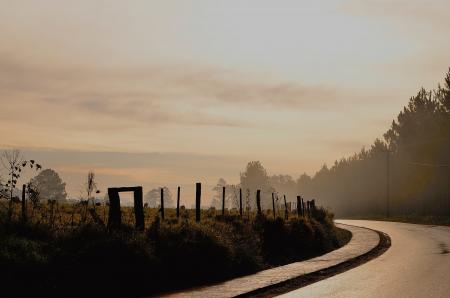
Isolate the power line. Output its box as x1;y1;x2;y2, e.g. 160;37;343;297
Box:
390;157;450;167
407;161;450;168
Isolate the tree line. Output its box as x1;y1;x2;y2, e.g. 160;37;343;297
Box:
222;68;450;217
2;69;449;217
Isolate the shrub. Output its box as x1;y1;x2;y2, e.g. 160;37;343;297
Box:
287;217;315;257
0;207;343;296
148;220;233;288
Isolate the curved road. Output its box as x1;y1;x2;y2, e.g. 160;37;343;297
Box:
279;220;450;298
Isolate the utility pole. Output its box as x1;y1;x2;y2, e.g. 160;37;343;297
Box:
386;150;390;218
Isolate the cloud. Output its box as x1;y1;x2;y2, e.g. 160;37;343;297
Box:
0;49;340;135
341;0;450;38
195;80;336;108
0;51;337;106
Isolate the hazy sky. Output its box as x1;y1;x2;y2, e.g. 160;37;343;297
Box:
1;0;449;203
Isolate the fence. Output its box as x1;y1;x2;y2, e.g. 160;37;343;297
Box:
4;183;319;231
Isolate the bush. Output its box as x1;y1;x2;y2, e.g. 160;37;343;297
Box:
149;220;232;287
0;235;47;266
288;218;315;257
0;208;343;296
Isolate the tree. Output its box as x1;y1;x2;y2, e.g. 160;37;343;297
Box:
1;149;41;219
27;182;40;218
291;68;450;217
84;171;100;206
30;169;67;202
227;184;241;209
1;149;42;200
211;178;241;209
269;175;297;203
437;67;450;112
144;187;173;208
212;178;227;197
212;178;227;209
0;175;5;199
240;161;273;209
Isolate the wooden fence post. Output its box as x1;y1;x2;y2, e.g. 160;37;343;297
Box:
239;188;243;217
306;200;310;217
301;197;305;217
160;187;165;220
296;196;301;217
107;187;144;230
256;189;262;215
107;188;121;229
177;186;181;218
21;184;27;222
222;186;226;216
308;201;312;217
134;187;144;230
283;195;288;220
272;193;276;218
276;195;280;217
305;200;309;217
196;183;201;222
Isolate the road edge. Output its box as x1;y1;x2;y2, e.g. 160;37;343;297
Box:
238;225;391;298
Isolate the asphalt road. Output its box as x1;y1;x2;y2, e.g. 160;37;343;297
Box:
279;220;450;298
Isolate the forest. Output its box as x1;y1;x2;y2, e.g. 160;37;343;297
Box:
296;68;450;217
216;68;450;218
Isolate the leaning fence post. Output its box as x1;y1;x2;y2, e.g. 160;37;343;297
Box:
283;195;288;220
21;184;27;222
239;188;243;217
177;186;181;218
296;196;301;217
222;186;226;216
196;183;201;222
160;187;165;220
256;189;262;215
272;193;276;218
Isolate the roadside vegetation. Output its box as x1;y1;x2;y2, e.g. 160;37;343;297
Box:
0;201;349;296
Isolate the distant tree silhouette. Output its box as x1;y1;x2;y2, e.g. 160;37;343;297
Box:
269;174;297;203
287;68;450;217
210;179;241;209
240;161;274;209
30;169;67;202
144;187;173;208
227;184;241;209
212;178;227;209
84;171;99;206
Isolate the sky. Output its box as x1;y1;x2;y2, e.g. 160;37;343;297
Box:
1;0;449;203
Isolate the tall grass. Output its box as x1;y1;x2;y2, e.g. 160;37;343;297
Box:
0;199;347;296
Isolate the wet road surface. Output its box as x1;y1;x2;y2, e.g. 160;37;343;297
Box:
279;220;450;298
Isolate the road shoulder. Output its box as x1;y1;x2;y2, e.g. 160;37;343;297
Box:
165;223;388;298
